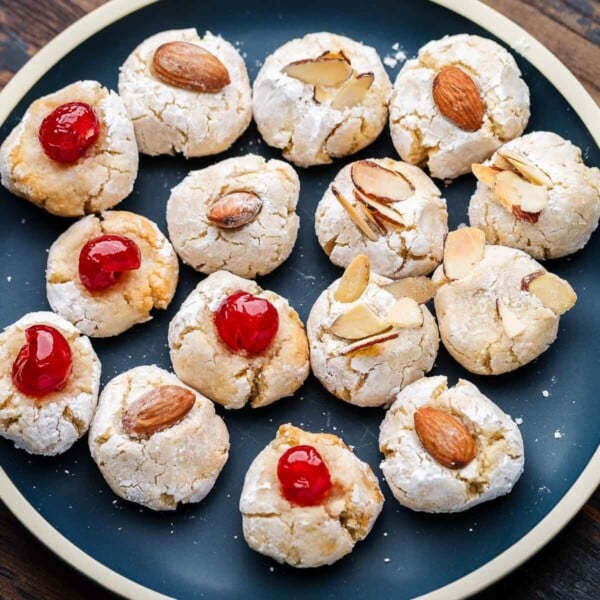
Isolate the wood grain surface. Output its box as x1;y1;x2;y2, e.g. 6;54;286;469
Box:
0;1;599;598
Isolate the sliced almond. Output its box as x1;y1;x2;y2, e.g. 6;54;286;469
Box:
334;254;370;303
497;300;526;338
351;160;413;203
332;186;378;241
525;272;577;315
414;406;477;469
443;227;486;280
382;277;436;304
330;303;390;340
282;56;352;86
472;163;503;188
432;66;484;132
318;50;351;63
331;72;374;110
207;191;262;229
354;190;405;227
493;171;548;223
498;149;552;187
122;385;195;439
313;85;334;104
355;201;387;236
520;270;544;291
337;330;400;356
152;42;231;93
386;297;423;328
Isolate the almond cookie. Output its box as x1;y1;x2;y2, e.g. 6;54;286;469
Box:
89;365;229;511
307;255;439;407
469;131;600;259
315;158;448;278
240;424;383;567
167;154;300;277
118;29;252;157
168;271;309;409
389;34;530;180
46;210;178;338
0;311;100;455
433;228;577;375
379;376;524;513
253;32;392;167
0;80;138;217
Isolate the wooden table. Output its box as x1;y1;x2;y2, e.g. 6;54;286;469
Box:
0;1;598;598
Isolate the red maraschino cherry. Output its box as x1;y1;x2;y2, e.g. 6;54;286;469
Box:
78;235;141;292
12;325;72;398
38;101;100;163
277;445;332;506
214;290;279;354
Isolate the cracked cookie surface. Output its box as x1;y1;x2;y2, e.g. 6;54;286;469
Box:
469;131;600;259
379;376;524;513
46;210;179;338
389;34;530;180
167;154;300;277
0;311;100;455
307;272;439;407
315;158;448;278
168;271;309;409
0;80;138;217
253;32;392;167
240;424;383;567
89;365;229;511
118;29;252;157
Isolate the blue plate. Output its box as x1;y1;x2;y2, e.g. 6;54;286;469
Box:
0;1;598;598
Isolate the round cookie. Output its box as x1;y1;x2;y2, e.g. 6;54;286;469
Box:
315;158;447;278
468;131;600;259
389;34;530;180
0;311;100;455
433;228;577;375
167;154;300;277
168;271;309;409
89;365;229;511
379;376;524;513
239;424;383;568
46;210;179;338
307;256;439;407
118;29;252;157
0;80;138;217
253;32;392;167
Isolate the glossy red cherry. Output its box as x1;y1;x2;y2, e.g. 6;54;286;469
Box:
38;101;100;163
277;445;332;506
12;325;73;398
78;235;141;292
214;290;279;354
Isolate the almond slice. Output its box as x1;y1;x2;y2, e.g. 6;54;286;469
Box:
472;163;503;187
207;191;262;229
318;50;351;63
332;186;378;241
331;72;374;110
498;149;552;187
334;255;370;303
443;227;486;280
524;272;577;315
355;201;387;236
337;330;400;356
386;297;423;328
313;85;334;104
497;300;526;338
351;160;414;203
330;303;390;340
382;277;436;304
354;190;405;227
282;56;352;86
432;66;484;132
493;171;548;222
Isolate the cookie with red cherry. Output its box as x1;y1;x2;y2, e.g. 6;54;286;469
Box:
239;424;384;567
0;311;100;455
46;210;178;337
168;270;309;409
0;80;138;217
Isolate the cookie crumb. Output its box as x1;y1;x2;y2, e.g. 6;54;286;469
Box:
515;417;523;425
542;390;550;398
383;557;391;563
554;429;563;439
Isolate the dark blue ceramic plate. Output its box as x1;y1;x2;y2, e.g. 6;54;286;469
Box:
0;1;598;598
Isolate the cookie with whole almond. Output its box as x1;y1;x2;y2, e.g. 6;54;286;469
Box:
469;131;600;259
315;158;448;278
253;32;392;167
433;228;577;375
167;154;300;277
307;255;439;407
118;29;251;157
89;365;229;511
379;376;524;513
389;34;530;180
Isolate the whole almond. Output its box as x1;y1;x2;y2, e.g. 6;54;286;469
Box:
152;42;231;93
207;192;262;229
432;66;484;132
122;385;195;438
414;406;476;469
